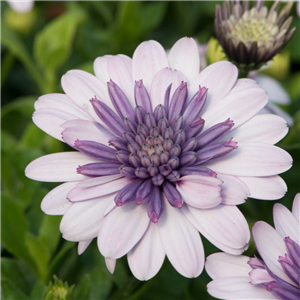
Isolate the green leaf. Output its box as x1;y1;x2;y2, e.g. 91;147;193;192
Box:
1;26;44;92
29;280;47;300
1;280;30;300
1;258;36;296
38;215;62;255
25;232;51;281
1;194;36;271
34;6;86;72
73;275;91;300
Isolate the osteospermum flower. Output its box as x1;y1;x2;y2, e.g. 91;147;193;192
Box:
25;37;292;280
206;193;300;299
214;1;296;72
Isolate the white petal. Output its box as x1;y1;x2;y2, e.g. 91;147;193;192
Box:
150;68;187;108
201;87;268;130
132;40;169;92
76;174;123;188
230;114;288;144
127;222;165;281
183;204;250;254
105;258;117;274
78;240;93;255
252;221;294;284
41;182;76;215
207;277;278;300
189;61;238;110
230;78;260;93
68;178;130;202
25;152;96;182
93;55;111;84
108;55;135;107
217;174;250;205
273;203;299;243
33;109;76;141
292;193;300;222
261;102;294;126
204;142;292;177
34;94;91;120
168;37;200;83
239;175;287;200
158;199;204;278
61;70;113;118
177;176;222;209
60;195;113;241
254;74;291;105
98;203;150;259
61;119;114;146
205;253;251;279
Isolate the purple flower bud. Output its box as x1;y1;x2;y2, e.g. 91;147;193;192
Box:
180;151;197;166
163;181;183;208
135;167;150;178
159;164;172;176
147;186;164;222
129;153;141;167
136;179;153;204
134;80;152;113
166;170;180;182
115;150;130;164
169;144;181;157
168;157;179;169
119;165;137;178
152;173;165;186
147;164;158;177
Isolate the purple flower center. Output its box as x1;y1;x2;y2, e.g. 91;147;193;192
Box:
248;237;300;300
76;79;237;222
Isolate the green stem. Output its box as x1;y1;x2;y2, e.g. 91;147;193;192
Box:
108;276;142;300
1;52;15;87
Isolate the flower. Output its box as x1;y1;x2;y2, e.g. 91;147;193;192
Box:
25;37;292;280
206;193;300;300
7;0;34;14
214;1;296;72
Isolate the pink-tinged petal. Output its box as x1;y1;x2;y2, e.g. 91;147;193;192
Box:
76;174;123;188
204;142;292;177
61;119;114;146
230;114;288;144
207;277;278;300
127;222;165;281
60;195;113;241
239;175;287;200
217;174;250;205
158;199;204;278
93;55;111;84
177;175;222;209
205;253;251;279
105;258;116;274
201;87;268;130
103;201;116;216
98;202;150;259
108;55;134;107
273;203;299;243
78;240;93;255
61;70;113;118
150;68;187;108
25;152;96;182
132;40;169;92
168;37;200;83
189;61;238;110
292;193;300;222
183;204;250;254
261;102;294;126
252;221;294;284
33;109;75;141
253;74;291;105
34;94;91;120
68;178;130;202
41;182;76;215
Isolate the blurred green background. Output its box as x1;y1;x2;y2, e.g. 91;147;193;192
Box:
1;1;300;299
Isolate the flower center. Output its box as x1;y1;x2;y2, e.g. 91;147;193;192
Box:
76;79;237;222
224;8;279;47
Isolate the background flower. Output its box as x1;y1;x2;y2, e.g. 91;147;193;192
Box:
205;193;300;300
